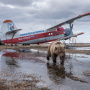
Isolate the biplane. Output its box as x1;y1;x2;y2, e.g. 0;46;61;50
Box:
0;12;90;45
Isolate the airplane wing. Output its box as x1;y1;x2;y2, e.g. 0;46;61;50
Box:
6;29;22;34
6;29;22;40
47;12;90;31
60;32;84;40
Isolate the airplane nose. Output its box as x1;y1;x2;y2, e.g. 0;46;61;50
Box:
64;28;71;36
57;27;65;34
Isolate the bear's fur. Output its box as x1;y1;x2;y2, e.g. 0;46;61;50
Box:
47;41;65;65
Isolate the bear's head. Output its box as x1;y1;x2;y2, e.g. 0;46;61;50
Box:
54;44;65;57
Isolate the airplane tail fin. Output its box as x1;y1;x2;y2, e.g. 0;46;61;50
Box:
1;20;17;33
0;20;22;42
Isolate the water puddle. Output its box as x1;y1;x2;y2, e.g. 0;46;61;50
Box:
69;47;90;50
0;49;90;90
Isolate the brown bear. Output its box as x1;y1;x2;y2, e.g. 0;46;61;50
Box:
47;41;65;65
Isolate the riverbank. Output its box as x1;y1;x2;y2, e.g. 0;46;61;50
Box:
0;44;90;55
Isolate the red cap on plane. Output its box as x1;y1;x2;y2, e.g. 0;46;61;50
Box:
3;20;13;23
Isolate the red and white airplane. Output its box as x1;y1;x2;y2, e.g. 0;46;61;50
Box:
0;12;90;45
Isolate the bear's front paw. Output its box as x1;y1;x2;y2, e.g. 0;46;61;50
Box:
47;56;50;60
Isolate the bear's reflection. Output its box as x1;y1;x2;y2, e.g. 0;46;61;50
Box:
47;63;65;83
47;63;87;83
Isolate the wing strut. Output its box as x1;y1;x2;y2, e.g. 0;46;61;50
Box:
11;32;16;40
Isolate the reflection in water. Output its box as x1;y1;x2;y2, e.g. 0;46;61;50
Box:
46;63;65;84
5;57;17;66
0;51;45;80
47;63;87;83
0;50;45;73
2;52;19;67
0;49;89;90
0;52;20;80
47;63;65;79
2;51;44;63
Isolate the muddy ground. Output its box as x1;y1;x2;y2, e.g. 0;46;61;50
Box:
0;44;90;55
0;45;90;90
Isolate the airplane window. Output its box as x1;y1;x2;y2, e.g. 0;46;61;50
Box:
49;33;50;35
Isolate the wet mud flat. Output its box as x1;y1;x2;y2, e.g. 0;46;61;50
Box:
0;44;90;55
0;48;90;90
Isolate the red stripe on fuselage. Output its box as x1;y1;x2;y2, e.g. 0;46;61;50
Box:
2;30;65;44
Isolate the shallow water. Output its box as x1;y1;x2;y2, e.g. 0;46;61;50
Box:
0;49;90;90
69;47;90;50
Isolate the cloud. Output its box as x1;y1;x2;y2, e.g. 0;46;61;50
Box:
0;0;90;42
28;0;90;19
0;0;90;22
0;0;33;7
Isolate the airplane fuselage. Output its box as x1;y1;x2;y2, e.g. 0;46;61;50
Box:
1;29;65;44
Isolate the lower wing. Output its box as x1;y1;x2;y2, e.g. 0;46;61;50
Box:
60;32;84;40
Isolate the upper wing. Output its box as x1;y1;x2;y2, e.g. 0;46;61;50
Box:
47;12;90;31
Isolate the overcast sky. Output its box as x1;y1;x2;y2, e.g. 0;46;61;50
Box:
0;0;90;43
